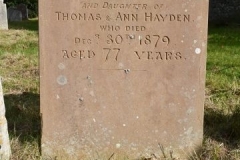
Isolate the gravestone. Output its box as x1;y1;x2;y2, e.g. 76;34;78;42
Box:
7;7;22;21
16;4;28;20
0;0;8;30
40;0;209;159
0;78;11;160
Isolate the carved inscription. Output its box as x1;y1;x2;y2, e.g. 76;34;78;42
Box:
55;12;190;22
56;1;195;62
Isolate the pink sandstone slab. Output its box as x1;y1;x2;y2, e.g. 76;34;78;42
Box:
39;0;209;159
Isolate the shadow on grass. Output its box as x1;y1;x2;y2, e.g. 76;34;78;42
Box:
4;92;40;143
189;107;240;159
8;19;38;31
204;107;240;148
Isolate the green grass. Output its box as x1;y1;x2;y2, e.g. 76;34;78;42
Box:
0;18;38;56
200;26;240;160
205;27;240;115
0;19;40;160
0;19;240;159
207;27;240;88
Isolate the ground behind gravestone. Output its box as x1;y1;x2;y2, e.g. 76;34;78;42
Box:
0;19;239;159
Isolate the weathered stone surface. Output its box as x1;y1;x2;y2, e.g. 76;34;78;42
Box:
0;0;8;30
7;7;22;22
0;78;11;160
40;0;209;159
16;4;28;20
